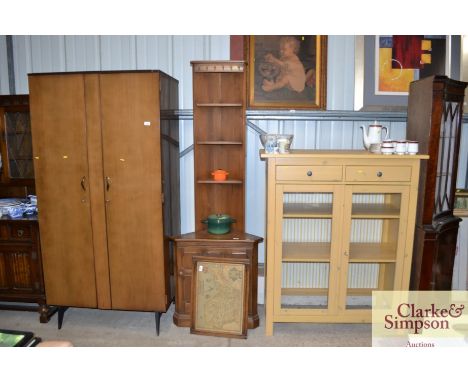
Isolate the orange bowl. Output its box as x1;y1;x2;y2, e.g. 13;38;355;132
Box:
211;169;229;181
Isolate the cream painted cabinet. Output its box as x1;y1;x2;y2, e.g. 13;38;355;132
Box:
261;151;427;335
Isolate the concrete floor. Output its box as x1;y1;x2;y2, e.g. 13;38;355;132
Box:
0;303;371;347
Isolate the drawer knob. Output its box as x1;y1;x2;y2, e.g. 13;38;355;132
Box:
179;271;184;276
17;229;24;237
306;170;313;177
376;171;383;178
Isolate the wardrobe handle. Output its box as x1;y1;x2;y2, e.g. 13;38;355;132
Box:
105;176;112;191
81;176;87;191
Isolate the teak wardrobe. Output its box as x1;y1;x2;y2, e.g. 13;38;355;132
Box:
28;71;180;333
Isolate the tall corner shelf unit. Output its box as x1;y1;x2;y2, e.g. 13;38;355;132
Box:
191;61;246;231
261;150;428;335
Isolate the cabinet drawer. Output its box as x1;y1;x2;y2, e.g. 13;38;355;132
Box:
8;224;33;241
276;166;342;182
181;246;248;267
345;166;412;182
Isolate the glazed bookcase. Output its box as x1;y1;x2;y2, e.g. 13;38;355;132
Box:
406;75;468;290
261;150;427;335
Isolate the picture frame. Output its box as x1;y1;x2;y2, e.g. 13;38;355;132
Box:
191;256;249;339
354;35;462;111
247;35;327;110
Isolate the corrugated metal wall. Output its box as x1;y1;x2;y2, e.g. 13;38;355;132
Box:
0;35;466;275
6;35;229;234
0;36;9;94
9;35;229;104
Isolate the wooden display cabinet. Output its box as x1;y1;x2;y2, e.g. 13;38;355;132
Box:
406;75;468;290
261;150;427;335
0;95;55;322
191;61;246;232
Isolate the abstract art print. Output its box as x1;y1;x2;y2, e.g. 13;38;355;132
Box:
375;35;447;95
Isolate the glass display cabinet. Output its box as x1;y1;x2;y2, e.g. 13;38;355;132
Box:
261;150;427;335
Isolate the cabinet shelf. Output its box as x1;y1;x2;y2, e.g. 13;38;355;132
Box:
283;203;333;218
349;243;397;263
282;242;331;262
282;242;397;263
282;288;374;296
351;203;400;218
196;141;243;145
197;179;243;184
282;288;329;296
196;103;243;107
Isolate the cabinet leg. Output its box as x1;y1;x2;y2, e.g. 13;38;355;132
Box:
155;312;162;336
39;304;58;323
57;306;69;330
265;320;273;336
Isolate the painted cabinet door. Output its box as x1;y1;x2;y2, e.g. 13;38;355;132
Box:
29;74;97;308
273;184;344;318
99;72;166;311
337;184;410;315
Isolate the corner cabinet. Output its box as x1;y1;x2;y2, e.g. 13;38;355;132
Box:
261;150;427;335
191;61;246;231
171;231;262;329
29;71;180;333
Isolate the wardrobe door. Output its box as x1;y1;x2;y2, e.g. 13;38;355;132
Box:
29;74;97;307
99;72;166;311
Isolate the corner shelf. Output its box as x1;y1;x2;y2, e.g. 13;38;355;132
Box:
196;141;243;145
192;60;246;232
197;180;243;184
196;103;242;107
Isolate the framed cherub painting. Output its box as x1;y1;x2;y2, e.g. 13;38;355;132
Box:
247;35;327;109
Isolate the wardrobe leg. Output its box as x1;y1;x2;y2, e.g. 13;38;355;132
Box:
57;306;69;330
155;311;162;336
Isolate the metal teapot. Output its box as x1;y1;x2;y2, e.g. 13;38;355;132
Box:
360;123;388;150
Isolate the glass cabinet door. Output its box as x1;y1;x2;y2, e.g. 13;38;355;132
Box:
1;107;34;180
275;185;342;314
340;185;409;312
